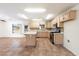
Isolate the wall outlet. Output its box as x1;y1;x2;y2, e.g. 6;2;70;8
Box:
67;40;70;43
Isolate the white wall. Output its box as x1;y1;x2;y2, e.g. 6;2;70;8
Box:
64;5;79;55
0;21;9;37
0;18;45;37
0;20;26;37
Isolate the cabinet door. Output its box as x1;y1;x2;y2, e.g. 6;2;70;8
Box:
54;33;63;44
63;13;69;21
53;18;57;24
37;32;50;38
45;21;52;28
57;20;63;27
58;16;64;27
29;21;39;29
63;10;76;22
69;10;76;20
57;17;60;27
59;16;64;22
59;22;64;27
25;34;36;47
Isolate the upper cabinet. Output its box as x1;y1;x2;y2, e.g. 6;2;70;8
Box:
59;10;76;22
59;15;64;22
52;18;57;24
57;17;64;27
51;10;76;28
63;10;76;22
45;21;52;28
51;18;57;28
29;21;39;29
58;22;64;28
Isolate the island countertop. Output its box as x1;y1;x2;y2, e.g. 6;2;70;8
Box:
24;31;37;35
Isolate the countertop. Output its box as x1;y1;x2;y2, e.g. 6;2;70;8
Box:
24;31;37;35
24;30;64;35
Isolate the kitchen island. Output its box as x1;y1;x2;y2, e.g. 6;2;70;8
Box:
24;30;50;47
24;31;37;47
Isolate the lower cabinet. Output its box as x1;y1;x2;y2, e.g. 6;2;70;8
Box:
25;34;36;47
36;32;50;38
54;33;63;44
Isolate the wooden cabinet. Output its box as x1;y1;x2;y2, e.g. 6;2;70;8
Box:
63;10;76;22
51;18;58;28
59;16;64;22
45;21;52;28
56;10;76;22
51;17;64;28
53;10;76;27
58;22;64;27
51;10;76;28
54;17;57;26
29;21;39;29
58;17;64;27
52;18;57;24
55;17;64;27
54;33;63;44
56;17;60;27
25;34;36;47
37;32;50;39
60;22;64;27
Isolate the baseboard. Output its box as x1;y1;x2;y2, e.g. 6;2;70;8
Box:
63;46;76;56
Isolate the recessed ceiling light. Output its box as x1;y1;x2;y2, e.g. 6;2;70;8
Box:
17;14;28;19
24;8;46;13
32;18;42;21
46;14;54;20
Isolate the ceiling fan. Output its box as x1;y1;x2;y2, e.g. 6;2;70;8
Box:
0;19;6;22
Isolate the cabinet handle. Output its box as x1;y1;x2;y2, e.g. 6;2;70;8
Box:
63;17;65;20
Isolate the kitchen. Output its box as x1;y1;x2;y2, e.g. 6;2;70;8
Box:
0;3;79;56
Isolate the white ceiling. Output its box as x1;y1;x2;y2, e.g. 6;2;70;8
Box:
0;3;77;21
